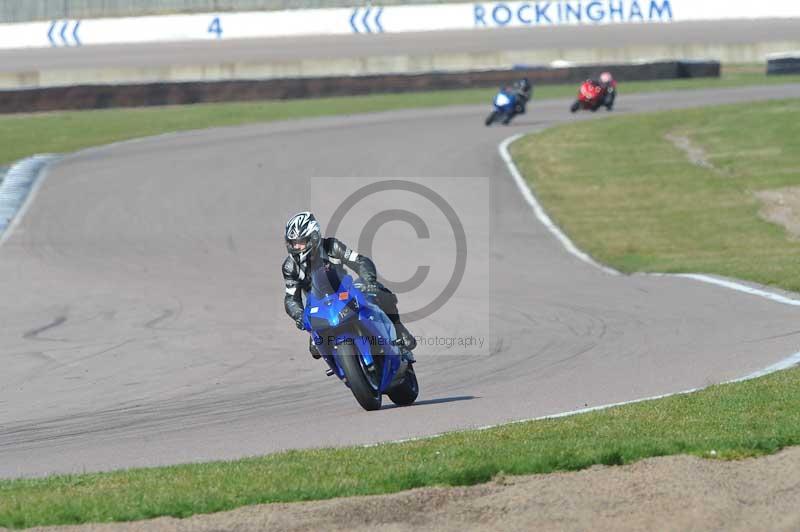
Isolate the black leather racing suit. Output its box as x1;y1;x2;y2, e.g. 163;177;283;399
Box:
282;237;414;355
513;88;531;115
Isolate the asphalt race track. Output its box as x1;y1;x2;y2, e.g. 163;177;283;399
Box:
1;19;799;72
1;84;800;478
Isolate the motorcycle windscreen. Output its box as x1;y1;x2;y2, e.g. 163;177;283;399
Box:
309;265;345;298
494;92;512;107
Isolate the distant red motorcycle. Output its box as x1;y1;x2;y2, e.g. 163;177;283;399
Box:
570;76;616;113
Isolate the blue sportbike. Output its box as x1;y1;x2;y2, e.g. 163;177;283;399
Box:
302;265;419;411
485;88;519;126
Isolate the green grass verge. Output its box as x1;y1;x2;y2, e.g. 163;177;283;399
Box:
1;66;798;165
1;366;799;528
510;98;800;291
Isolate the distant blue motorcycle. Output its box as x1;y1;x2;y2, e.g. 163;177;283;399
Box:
485;88;519;126
302;265;419;411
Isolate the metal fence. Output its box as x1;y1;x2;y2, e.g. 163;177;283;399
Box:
0;0;453;23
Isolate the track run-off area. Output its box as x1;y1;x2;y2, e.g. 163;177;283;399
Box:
1;84;800;478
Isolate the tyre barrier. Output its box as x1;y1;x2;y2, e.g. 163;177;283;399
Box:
0;60;720;114
767;53;800;75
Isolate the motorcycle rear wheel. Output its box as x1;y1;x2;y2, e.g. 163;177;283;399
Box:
387;364;419;407
338;343;382;411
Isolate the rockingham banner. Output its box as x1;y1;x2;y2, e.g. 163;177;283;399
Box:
1;0;798;49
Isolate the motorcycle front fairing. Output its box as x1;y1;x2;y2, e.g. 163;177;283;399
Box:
303;273;403;392
579;82;606;106
493;90;517;113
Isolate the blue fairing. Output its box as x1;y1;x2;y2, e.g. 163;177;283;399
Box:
303;272;403;393
493;90;517;113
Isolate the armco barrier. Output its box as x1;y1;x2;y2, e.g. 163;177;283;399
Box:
0;60;719;114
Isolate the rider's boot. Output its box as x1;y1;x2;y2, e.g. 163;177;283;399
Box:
389;321;416;363
372;286;417;352
394;321;417;352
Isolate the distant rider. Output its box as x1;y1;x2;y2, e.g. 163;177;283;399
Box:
512;78;533;115
599;71;617;109
282;211;417;361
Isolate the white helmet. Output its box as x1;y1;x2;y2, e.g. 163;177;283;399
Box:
285;211;321;262
599;72;613;84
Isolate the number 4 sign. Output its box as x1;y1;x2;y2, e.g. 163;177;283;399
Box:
208;17;223;38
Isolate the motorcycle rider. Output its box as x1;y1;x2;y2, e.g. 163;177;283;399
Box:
512;78;533;115
282;211;417;361
599;71;617;109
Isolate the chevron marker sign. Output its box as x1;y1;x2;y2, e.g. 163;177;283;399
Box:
350;6;384;33
47;20;82;47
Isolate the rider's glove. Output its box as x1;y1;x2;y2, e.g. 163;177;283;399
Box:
295;317;306;330
363;282;380;298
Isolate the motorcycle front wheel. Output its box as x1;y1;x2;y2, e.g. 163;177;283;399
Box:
570;100;580;113
338;343;383;411
485;110;498;126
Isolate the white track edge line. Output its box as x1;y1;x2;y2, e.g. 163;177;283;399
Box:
499;133;620;276
669;273;800;307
